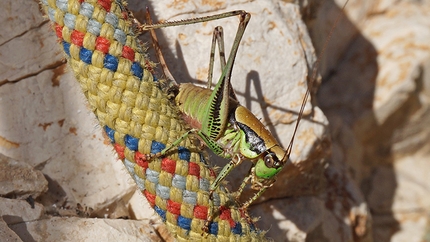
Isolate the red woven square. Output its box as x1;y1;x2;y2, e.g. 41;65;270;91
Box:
122;46;135;61
55;24;63;39
113;143;125;160
71;30;84;46
144;190;156;207
95;36;110;53
161;158;176;174
135;152;148;170
188;162;200;178
167;200;181;215
219;206;235;227
97;0;111;12
193;205;208;220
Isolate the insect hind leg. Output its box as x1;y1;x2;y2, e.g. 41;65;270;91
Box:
207;26;240;102
207;26;225;89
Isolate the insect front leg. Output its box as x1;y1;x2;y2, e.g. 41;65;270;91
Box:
235;167;252;199
147;129;197;159
210;154;243;193
241;186;268;209
236;165;276;208
204;154;243;233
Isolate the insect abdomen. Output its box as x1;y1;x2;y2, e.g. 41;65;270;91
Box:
175;83;212;129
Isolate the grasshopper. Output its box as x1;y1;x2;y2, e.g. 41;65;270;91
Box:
133;0;349;230
139;9;296;204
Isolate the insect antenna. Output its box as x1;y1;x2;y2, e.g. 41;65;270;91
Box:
283;0;350;161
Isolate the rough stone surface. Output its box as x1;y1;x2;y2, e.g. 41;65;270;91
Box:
0;154;48;199
0;217;22;242
8;217;162;242
0;197;45;224
313;0;430;241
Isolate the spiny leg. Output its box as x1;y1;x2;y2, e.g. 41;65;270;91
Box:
139;11;249;31
234;172;259;227
200;12;250;143
206;157;241;232
235;167;253;200
201;13;251;232
209;155;242;193
207;26;239;102
207;26;226;88
144;7;177;88
136;10;250;104
237;167;273;209
147;129;197;159
241;186;268;209
204;154;243;233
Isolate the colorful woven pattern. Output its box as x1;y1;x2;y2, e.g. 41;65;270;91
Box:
39;0;265;240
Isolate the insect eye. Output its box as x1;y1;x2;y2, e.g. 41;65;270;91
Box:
264;152;280;168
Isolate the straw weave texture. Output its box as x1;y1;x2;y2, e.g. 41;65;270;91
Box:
39;0;265;240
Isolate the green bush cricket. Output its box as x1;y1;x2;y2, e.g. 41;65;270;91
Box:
139;8;298;204
132;0;349;231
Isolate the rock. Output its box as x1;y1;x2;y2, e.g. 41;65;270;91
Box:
8;217;162;242
0;197;44;225
0;154;48;198
0;217;22;242
314;0;430;241
0;0;139;219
